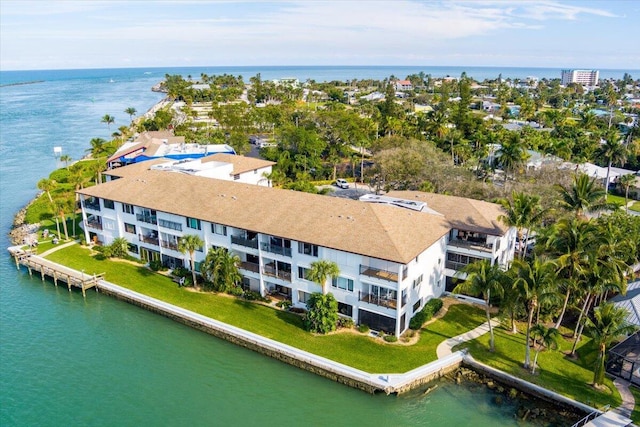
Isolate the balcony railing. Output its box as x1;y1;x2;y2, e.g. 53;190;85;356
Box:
160;240;179;251
85;220;102;230
231;235;259;249
261;242;292;257
445;260;471;271
158;219;182;231
239;261;260;274
448;238;493;252
137;214;157;225
84;201;101;211
139;235;159;246
359;292;397;309
359;265;399;283
262;265;291;282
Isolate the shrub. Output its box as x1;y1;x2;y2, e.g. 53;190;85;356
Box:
226;286;244;296
172;266;189;277
290;307;306;314
384;335;398;343
303;292;338;334
409;298;443;330
149;259;163;271
49;168;71;183
358;324;370;333
337;317;354;329
243;290;268;302
276;300;292;310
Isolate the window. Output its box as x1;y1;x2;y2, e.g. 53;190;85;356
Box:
298;291;311;304
337;302;353;317
159;219;182;231
128;243;138;254
413;300;422;313
298;242;318;257
123;204;134;214
187;217;201;230
211;223;227;236
412;274;423;289
124;223;136;234
233;174;240;180
298;266;310;280
332;277;354;292
103;199;114;209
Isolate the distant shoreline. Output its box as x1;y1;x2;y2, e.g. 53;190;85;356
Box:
0;80;45;88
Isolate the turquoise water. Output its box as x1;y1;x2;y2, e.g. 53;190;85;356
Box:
0;66;596;426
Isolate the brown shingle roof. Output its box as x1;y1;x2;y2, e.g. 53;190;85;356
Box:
202;153;275;175
386;191;508;235
80;167;451;264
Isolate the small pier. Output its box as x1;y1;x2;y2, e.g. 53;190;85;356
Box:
8;247;104;297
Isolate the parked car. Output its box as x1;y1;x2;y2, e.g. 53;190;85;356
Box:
335;178;349;189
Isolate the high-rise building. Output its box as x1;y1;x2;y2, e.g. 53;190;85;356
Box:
561;69;599;86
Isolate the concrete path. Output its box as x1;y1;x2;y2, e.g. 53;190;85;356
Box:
436;318;500;358
612;378;635;419
38;240;78;257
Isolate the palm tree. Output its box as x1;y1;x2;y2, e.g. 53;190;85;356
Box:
618;173;636;214
511;257;558;369
498;191;548;259
497;133;529;183
556;174;607;218
69;170;88;238
37;178;61;238
59;154;72;169
89;160;107;184
586;302;635;387
124;107;137;122
307;260;340;294
545;217;598;329
453;260;505;351
600;129;628;200
530;324;560;374
101;114;115;130
201;247;241;292
178;234;204;288
87;138;107;158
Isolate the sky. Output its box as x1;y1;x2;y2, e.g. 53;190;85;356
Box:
0;0;638;71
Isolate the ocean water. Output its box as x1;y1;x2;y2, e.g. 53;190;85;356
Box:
0;66;600;426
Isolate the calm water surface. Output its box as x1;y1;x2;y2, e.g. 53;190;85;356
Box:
0;66;608;426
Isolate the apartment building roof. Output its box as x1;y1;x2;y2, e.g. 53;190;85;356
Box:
386;191;509;236
80;166;453;264
201;153;275;175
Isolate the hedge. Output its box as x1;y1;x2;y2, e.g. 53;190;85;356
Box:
409;298;444;330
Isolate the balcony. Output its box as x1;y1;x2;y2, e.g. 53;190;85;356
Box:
139;234;159;246
137;214;157;225
160;240;179;251
445;260;470;271
84;200;101;211
359;265;399;283
261;242;292;257
158;219;182;232
239;261;260;274
448;238;493;252
262;265;291;282
231;235;259;249
85;219;102;230
359;292;397;309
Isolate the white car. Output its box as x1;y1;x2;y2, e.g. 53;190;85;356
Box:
335;179;349;189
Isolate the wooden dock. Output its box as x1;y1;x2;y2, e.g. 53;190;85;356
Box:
8;247;104;297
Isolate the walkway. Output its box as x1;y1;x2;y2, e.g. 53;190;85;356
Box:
436;318;500;358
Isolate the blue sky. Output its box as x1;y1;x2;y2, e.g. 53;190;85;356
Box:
0;0;638;71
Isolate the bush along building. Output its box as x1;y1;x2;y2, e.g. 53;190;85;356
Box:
78;154;516;336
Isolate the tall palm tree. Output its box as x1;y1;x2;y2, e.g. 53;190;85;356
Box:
545;217;598;329
586;302;635;387
124;107;137;122
201;247;241;292
530;324;560;374
37;178;61;238
498;191;548;259
511;257;558;369
453;260;505;351
69;170;88;238
178;234;204;288
497;133;529;183
600;129;628;200
59;154;72;169
101;114;115;130
555;174;607;218
618;174;636;214
87;138;107;158
307;260;340;295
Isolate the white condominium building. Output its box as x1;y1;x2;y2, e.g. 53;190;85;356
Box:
561;69;599;86
78;154;516;337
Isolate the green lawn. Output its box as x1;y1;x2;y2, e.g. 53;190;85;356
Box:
454;326;622;408
44;243;486;373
